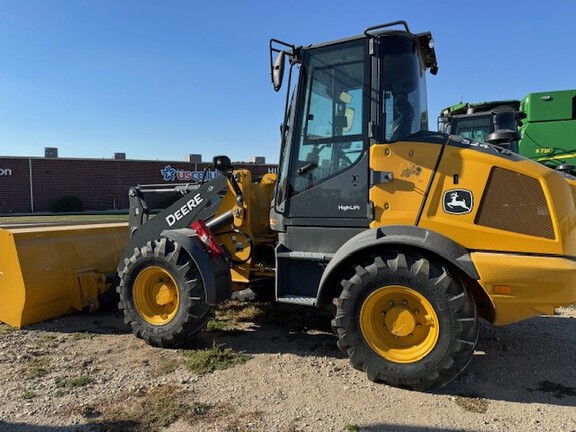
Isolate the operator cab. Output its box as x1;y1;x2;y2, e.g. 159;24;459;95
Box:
270;21;437;231
438;101;522;151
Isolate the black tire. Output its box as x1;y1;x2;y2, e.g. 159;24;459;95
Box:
117;238;210;348
331;249;478;390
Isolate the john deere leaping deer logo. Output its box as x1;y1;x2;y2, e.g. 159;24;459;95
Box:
443;189;473;215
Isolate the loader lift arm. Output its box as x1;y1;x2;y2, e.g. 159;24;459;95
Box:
116;156;266;347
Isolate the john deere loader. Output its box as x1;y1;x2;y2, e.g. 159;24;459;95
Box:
116;21;576;390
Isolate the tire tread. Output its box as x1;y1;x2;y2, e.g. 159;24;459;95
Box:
331;249;479;390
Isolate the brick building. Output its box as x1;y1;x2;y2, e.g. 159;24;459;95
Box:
0;155;277;214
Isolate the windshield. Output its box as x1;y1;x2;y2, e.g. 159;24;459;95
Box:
452;111;518;142
452;115;492;142
382;36;428;141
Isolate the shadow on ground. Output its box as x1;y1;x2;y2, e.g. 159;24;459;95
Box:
0;420;136;432
26;301;576;407
0;420;499;432
27;306;129;336
440;313;576;407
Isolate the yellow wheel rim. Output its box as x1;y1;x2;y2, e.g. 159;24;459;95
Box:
133;266;179;325
360;285;440;363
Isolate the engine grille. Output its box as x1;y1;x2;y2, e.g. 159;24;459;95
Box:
475;167;555;239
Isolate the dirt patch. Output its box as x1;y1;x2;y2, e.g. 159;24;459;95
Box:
0;303;575;432
454;395;489;413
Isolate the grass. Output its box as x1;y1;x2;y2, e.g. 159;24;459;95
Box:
454;395;489;413
181;343;252;375
89;384;225;432
70;331;97;340
214;301;265;323
133;386;195;430
36;334;57;344
56;374;95;388
214;300;334;333
345;425;361;432
54;389;67;398
150;358;180;378
206;318;228;331
24;357;50;379
0;324;14;335
21;390;37;400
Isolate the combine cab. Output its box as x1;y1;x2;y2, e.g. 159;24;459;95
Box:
439;89;576;173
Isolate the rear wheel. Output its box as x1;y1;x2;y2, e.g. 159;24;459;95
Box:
118;238;210;347
332;249;478;390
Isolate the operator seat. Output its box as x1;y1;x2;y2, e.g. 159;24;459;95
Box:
390;94;414;141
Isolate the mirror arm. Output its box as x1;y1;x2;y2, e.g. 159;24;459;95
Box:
269;39;297;92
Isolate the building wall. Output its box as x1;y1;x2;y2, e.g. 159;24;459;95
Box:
0;157;277;213
0;159;31;213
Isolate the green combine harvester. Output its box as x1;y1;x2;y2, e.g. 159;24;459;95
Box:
439;89;576;172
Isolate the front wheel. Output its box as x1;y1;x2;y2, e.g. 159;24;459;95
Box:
117;238;210;347
332;249;478;390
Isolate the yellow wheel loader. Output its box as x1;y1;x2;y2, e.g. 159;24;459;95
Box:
116;21;576;390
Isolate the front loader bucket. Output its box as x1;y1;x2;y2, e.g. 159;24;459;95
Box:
0;223;129;328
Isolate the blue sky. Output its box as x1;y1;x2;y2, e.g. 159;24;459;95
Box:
1;1;575;164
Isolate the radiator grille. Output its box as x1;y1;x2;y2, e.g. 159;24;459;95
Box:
475;167;554;239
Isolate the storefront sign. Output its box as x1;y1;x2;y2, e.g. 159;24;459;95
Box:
0;168;13;176
160;165;219;183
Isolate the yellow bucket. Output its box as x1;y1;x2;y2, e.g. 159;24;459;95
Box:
0;223;128;327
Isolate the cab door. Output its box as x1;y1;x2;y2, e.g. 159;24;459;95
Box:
282;38;371;227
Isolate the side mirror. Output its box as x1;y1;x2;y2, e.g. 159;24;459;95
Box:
485;129;521;145
213;155;233;173
437;116;450;134
272;51;286;92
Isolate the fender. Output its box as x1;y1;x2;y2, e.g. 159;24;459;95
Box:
161;228;231;305
316;225;479;306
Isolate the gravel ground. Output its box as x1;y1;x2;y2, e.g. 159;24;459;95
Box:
0;301;575;432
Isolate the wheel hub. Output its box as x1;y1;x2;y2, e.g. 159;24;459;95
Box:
133;266;180;325
360;285;440;363
385;306;416;337
154;281;176;306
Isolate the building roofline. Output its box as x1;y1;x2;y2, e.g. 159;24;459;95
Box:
0;155;277;166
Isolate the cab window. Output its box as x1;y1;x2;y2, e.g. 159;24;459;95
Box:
289;41;368;196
